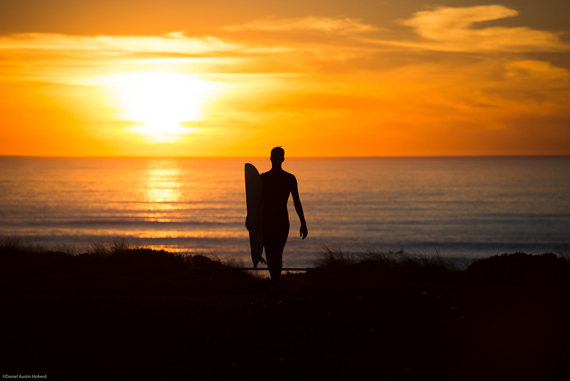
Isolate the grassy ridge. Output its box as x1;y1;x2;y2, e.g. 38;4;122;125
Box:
0;237;259;296
2;236;570;380
2;237;570;295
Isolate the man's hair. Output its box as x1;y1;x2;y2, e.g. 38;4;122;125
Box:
271;146;285;158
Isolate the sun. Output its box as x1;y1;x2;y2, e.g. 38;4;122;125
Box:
111;72;221;142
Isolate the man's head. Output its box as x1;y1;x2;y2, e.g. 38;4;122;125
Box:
270;146;285;163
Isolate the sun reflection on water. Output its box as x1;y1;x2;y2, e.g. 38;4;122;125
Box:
143;162;182;221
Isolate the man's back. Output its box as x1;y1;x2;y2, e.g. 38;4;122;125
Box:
260;169;296;220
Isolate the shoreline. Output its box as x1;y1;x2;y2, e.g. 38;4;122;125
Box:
1;234;565;268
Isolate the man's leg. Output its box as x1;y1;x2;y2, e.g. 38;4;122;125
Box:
263;220;289;287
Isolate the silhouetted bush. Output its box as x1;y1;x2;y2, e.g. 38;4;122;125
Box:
187;254;225;268
466;252;570;285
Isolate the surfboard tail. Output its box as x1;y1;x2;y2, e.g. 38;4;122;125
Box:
252;254;266;269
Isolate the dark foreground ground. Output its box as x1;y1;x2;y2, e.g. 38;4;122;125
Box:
1;243;570;380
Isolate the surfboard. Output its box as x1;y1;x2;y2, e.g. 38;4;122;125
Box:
245;163;265;268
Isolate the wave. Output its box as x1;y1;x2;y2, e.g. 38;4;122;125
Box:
0;219;230;227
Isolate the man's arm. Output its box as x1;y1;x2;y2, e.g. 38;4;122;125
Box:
291;176;308;239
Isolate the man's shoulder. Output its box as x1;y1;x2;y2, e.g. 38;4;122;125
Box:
283;170;296;179
282;171;297;185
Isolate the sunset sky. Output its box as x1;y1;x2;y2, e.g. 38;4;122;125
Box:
1;0;569;157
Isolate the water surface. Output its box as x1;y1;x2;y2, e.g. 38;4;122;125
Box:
1;156;568;267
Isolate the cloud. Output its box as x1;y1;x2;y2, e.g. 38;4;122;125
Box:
0;31;300;78
402;5;517;39
0;32;264;87
0;32;241;55
389;5;570;53
224;17;378;34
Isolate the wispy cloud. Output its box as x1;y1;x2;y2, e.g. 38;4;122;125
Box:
224;17;379;34
0;32;241;55
384;5;570;53
0;31;298;79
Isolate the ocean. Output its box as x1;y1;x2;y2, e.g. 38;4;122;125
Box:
1;156;569;267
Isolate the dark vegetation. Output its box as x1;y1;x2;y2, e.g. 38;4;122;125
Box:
0;237;256;297
2;237;570;380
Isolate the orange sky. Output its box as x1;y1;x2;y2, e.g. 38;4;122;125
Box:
1;1;569;157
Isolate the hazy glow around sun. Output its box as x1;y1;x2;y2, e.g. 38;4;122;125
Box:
106;72;222;142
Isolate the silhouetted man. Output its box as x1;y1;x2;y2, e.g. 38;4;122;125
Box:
261;147;308;288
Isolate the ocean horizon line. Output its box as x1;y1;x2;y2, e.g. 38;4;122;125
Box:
2;154;570;159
